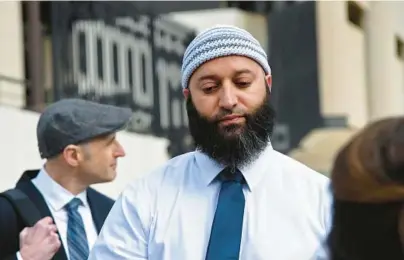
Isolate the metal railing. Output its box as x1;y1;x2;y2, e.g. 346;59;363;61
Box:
0;73;54;112
0;74;29;109
0;74;27;86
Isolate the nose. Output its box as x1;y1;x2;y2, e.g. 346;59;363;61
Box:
218;82;238;110
114;141;126;158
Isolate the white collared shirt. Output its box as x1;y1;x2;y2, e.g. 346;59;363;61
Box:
89;144;332;260
18;169;98;260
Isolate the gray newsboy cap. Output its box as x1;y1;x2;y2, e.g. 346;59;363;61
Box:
37;98;132;159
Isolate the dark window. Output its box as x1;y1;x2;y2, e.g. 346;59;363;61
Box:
396;36;404;61
347;1;364;29
127;50;133;87
78;32;87;74
112;42;119;84
96;37;103;80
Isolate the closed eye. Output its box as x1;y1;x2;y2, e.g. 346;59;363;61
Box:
203;85;218;94
237;81;251;88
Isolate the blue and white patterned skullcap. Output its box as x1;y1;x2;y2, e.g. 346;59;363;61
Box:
181;24;271;89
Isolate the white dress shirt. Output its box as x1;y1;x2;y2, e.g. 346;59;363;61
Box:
89;143;332;260
17;169;98;260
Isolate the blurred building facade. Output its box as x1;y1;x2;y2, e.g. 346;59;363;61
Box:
288;1;404;175
1;1;404;197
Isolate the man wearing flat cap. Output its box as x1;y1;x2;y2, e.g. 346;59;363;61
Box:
89;25;332;259
0;98;132;260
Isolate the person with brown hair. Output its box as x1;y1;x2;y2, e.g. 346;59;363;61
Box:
328;117;404;260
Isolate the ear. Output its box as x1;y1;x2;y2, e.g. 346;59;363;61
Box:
265;75;272;93
62;145;82;167
183;88;190;100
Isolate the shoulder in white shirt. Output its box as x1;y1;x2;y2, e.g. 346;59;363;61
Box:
89;144;332;260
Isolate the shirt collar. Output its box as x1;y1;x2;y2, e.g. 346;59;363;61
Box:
195;142;275;191
33;168;89;211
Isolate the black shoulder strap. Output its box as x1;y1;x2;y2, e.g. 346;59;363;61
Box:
0;188;42;227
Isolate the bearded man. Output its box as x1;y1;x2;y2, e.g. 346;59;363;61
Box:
88;25;332;260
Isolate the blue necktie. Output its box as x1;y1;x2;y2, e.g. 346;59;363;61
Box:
65;198;89;260
206;167;246;260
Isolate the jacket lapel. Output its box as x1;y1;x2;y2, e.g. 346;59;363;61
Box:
16;170;68;260
87;188;103;233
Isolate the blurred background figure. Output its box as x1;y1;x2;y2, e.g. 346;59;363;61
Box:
0;99;131;260
328;117;404;260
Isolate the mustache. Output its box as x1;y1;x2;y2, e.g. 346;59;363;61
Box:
213;108;246;122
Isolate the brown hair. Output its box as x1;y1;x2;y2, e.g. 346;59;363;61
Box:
329;117;404;259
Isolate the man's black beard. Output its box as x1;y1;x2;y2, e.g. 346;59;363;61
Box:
186;88;275;169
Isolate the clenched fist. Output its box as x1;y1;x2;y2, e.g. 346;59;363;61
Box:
19;216;61;260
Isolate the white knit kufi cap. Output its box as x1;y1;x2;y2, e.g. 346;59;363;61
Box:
181;24;271;89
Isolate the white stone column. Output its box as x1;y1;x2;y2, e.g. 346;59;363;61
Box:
0;1;25;108
365;1;404;121
315;1;369;128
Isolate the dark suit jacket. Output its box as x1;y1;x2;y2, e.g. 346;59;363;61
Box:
0;169;115;260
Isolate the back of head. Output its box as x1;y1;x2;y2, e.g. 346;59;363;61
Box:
328;117;404;259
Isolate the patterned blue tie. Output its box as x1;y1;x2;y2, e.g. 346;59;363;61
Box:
205;167;246;260
65;198;89;260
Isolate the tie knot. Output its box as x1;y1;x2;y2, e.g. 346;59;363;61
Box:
219;167;245;184
65;198;82;212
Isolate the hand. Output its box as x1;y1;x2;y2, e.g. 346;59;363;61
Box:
19;216;61;260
